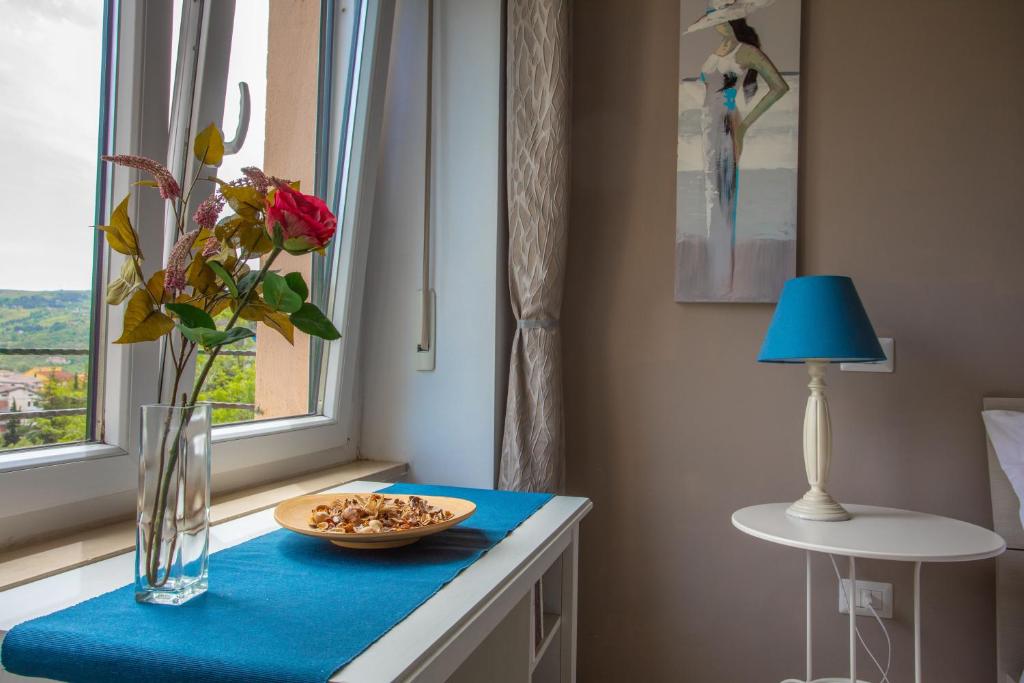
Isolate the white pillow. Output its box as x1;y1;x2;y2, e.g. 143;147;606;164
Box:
983;410;1024;530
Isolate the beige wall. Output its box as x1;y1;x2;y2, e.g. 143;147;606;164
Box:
565;0;1024;680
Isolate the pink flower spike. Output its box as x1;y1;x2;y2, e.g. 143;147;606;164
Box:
165;230;199;295
164;268;186;296
201;237;220;258
102;154;181;200
241;167;272;193
193;192;226;229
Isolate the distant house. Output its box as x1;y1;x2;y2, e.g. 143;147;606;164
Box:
0;370;43;392
0;370;44;412
0;386;40;411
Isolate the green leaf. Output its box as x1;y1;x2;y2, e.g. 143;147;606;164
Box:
261;309;294;345
115;290;174;343
219;183;263;218
166;303;216;330
177;324;227;348
106;277;132;305
290;303;340;340
186;258;218;296
233;299;269;322
238;223;275;255
106;259;142;305
193;123;224;166
284;272;309;301
262;272;302;313
146;270;170;304
236;271;260;297
99;195;141;256
180;324;252;349
206;261;238;298
214;326;256;346
282;237;317;255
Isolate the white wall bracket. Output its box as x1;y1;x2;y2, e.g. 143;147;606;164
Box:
415;289;436;372
841;337;894;373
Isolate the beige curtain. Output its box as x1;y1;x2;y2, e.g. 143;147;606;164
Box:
498;0;571;493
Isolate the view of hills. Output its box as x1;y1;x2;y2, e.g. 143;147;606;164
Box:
0;289;257;451
0;290;92;372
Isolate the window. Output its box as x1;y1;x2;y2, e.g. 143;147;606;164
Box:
0;1;110;453
0;0;394;546
187;0;270;426
168;1;365;430
0;0;392;512
0;0;368;454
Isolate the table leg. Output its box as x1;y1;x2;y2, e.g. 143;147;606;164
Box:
560;526;579;683
914;561;921;683
806;551;812;683
849;556;856;683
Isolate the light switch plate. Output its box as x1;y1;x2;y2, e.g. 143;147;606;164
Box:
838;578;893;619
841;337;894;373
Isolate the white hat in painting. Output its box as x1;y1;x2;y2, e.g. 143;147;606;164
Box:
685;0;775;34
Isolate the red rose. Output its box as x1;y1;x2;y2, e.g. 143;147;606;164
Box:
265;184;337;253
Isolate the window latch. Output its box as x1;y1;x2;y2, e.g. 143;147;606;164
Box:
223;82;251;156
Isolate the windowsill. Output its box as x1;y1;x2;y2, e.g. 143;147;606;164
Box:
0;414;339;475
0;459;407;593
211;413;334;443
0;442;127;475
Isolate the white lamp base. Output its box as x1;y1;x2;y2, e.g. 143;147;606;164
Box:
787;488;851;522
788;361;852;522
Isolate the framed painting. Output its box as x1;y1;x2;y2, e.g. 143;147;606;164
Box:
676;0;800;303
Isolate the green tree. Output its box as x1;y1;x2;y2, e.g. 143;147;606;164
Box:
3;415;19;448
16;376;87;448
195;352;256;424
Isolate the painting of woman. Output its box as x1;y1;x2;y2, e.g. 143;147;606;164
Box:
676;0;799;302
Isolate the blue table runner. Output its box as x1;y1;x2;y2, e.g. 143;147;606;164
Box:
1;484;553;683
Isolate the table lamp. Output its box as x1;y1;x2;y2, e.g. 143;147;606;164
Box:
758;275;884;522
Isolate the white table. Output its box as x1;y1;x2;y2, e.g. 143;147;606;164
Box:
733;503;1005;683
0;481;591;683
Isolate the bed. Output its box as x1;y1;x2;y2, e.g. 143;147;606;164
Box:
985;397;1024;683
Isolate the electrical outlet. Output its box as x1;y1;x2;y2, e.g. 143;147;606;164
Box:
838;578;893;619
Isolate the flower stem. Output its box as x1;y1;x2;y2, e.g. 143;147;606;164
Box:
143;247;282;588
187;247;281;404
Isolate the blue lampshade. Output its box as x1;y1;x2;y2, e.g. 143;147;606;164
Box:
758;275;884;363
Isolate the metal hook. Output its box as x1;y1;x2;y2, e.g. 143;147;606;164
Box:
223;82;251;155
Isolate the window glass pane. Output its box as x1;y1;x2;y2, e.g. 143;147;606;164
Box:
192;0;323;427
0;1;106;452
192;0;268;426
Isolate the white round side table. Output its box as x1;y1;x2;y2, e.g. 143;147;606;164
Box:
732;503;1005;683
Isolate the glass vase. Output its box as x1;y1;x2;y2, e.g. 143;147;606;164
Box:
135;403;211;605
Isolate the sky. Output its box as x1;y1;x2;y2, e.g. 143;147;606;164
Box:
0;0;104;290
219;2;268;191
0;0;268;292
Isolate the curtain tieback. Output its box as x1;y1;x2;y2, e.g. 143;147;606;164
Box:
517;319;559;329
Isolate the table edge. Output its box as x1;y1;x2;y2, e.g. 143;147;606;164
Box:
0;482;594;683
731;504;1007;563
345;496;593;682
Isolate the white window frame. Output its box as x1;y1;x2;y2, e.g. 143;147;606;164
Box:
0;0;394;546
